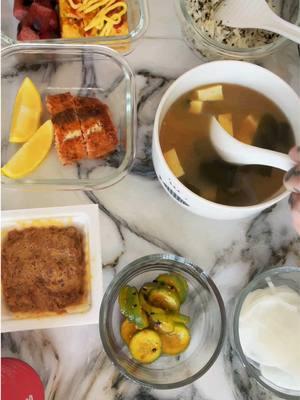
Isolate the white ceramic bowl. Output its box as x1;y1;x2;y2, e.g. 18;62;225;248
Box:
152;61;300;220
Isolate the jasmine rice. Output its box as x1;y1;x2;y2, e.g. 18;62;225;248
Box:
185;0;279;48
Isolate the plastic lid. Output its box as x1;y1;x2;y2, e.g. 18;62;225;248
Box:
1;358;44;400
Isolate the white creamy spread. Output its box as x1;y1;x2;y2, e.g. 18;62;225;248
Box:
239;285;300;391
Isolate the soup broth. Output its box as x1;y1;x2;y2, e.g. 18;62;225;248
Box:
160;83;294;207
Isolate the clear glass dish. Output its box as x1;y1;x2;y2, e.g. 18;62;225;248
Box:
231;267;300;399
99;254;226;389
1;43;136;191
1;0;149;54
176;0;300;61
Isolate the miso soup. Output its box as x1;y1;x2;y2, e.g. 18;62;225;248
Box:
160;83;294;207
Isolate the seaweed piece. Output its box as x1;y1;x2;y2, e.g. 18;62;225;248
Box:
200;159;238;190
253;114;294;176
277;122;294;153
253;114;278;151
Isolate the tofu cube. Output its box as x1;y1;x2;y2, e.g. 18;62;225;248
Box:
218;113;233;136
189;100;204;114
164;148;184;178
196;85;224;101
235;114;258;144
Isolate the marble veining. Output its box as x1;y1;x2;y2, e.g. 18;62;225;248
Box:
2;1;300;398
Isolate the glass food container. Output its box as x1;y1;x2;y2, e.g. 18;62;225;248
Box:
1;0;149;54
1;43;136;190
231;267;300;399
100;254;226;389
176;0;300;61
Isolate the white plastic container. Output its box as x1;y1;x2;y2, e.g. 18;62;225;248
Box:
1;204;103;332
152;61;300;220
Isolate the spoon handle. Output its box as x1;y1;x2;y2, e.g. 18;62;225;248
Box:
265;14;300;44
210;117;296;172
240;145;296;171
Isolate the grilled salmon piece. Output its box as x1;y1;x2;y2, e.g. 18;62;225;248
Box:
46;93;118;164
46;93;87;165
46;92;75;115
74;96;118;159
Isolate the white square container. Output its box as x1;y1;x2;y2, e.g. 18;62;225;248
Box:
1;204;103;332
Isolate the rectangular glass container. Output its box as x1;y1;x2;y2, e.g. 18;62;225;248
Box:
1;0;149;54
1;43;136;190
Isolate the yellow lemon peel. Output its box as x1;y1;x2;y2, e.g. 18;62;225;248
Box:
2;120;54;179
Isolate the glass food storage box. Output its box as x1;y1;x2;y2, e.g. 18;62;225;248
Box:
1;0;149;54
1;43;136;190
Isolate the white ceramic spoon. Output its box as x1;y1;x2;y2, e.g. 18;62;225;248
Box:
210;117;295;171
216;0;300;44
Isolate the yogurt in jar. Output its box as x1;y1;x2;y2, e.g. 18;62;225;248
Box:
239;284;300;391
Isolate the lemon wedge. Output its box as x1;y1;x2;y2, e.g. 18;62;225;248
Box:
10;77;42;143
2;120;54;179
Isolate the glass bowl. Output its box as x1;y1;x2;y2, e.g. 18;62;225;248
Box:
1;43;136;191
231;267;300;399
1;0;149;54
99;254;226;389
176;0;300;61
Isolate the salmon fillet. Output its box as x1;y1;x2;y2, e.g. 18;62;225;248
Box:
45;92;74;115
46;93;118;164
46;93;87;165
74;96;118;159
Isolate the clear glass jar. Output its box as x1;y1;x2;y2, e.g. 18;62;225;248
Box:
99;254;226;389
1;43;136;191
176;0;300;61
1;0;149;54
231;266;300;399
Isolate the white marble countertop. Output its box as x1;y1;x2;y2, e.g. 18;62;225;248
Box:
2;1;300;399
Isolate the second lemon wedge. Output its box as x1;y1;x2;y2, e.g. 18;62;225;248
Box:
10;77;42;143
2;120;54;179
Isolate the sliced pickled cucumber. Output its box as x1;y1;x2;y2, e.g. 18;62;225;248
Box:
156;273;188;303
119;286;133;317
120;319;139;346
150;313;175;334
139;290;165;315
118;286;149;329
150;313;190;334
160;323;191;355
140;282;162;296
169;312;190;325
148;286;180;312
129;329;162;364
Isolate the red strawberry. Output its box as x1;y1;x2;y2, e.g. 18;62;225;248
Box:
33;0;53;8
17;25;39;40
27;2;58;33
13;0;29;21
